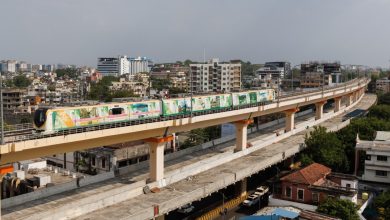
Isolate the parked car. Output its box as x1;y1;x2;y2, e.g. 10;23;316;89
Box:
177;204;195;214
242;194;260;207
255;186;269;196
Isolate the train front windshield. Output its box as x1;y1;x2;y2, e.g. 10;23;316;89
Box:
34;108;48;128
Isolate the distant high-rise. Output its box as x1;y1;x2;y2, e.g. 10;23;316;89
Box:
128;57;152;75
97;55;152;77
1;60;17;73
97;57;120;76
189;58;241;92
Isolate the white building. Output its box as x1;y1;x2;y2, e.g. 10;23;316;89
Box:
1;60;17;73
189;58;241;92
97;56;152;77
128;57;152;75
356;131;390;183
119;55;130;76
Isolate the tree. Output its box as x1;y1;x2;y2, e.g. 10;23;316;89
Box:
88;76;119;101
183;59;193;66
151;78;172;91
13;75;31;88
373;190;390;220
302;126;349;172
180;128;209;149
317;198;359;220
55;68;78;79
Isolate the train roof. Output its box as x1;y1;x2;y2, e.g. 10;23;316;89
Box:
39;88;275;111
39;99;161;111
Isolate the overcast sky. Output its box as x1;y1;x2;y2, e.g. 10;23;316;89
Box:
1;0;389;67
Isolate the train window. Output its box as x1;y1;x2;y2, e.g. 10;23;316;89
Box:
111;107;124;115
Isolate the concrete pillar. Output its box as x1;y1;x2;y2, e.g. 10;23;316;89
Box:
145;135;173;182
346;93;353;106
284;108;299;132
315;101;326;120
234;119;253;152
334;97;342;112
236;178;247;197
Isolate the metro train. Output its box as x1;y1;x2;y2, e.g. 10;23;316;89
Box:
33;89;275;134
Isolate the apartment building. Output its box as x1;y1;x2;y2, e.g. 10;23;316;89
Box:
2;88;28;111
1;60;17;73
189;58;241;93
301;62;341;85
128;57;152;75
254;61;291;88
356;131;390;183
376;77;390;93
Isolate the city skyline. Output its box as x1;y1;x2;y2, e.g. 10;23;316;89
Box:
1;0;390;68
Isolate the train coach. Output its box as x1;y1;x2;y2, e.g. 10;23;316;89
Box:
33;89;275;134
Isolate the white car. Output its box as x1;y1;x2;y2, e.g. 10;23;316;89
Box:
255;186;269;196
242;194;260;207
177;204;195;214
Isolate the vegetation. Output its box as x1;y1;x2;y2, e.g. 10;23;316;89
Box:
55;68;78;79
373;190;390;220
88;76;133;102
151;78;171;91
12;75;31;88
180;125;221;149
297;91;390;174
301;126;349;172
317;198;359;220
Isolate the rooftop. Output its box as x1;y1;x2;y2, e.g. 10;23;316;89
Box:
280;163;331;185
356;132;390;151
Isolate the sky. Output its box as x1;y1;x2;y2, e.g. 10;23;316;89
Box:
1;0;390;68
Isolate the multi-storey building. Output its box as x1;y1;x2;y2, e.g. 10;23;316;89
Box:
189;58;241;93
2;88;29;112
97;57;120;76
1;60;17;73
376;77;390;93
150;64;189;90
16;62;28;72
254;62;291;89
97;56;152;77
128;57;152;75
355;131;390;183
118;55;130;76
300;72;332;88
301;61;341;84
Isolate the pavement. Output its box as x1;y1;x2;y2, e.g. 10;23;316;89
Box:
1;94;377;220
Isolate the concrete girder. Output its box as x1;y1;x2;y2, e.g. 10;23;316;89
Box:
0;80;369;165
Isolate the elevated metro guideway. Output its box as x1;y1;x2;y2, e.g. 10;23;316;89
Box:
0;78;369;166
1;91;376;220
